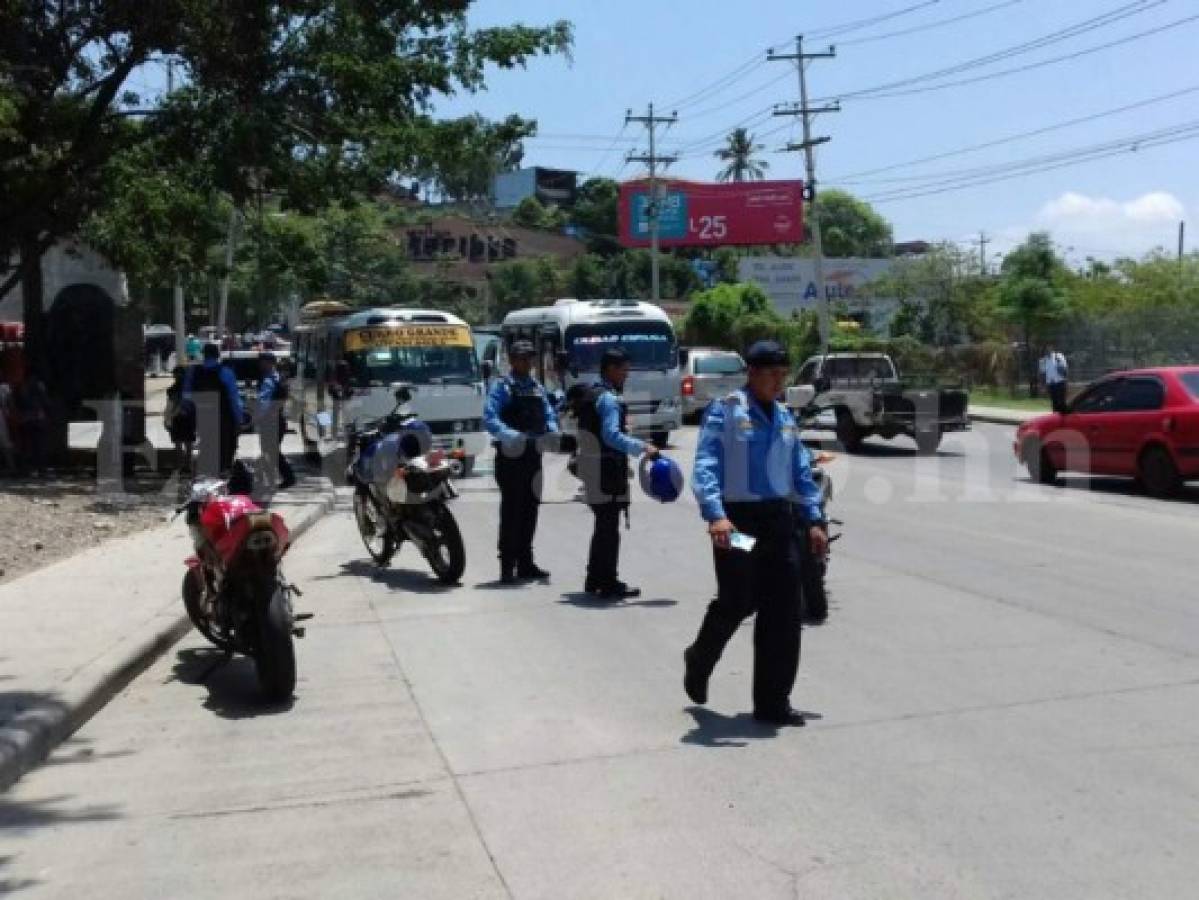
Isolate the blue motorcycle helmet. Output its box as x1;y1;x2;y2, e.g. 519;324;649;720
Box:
639;455;684;503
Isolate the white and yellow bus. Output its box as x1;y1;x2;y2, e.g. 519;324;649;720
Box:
292;306;487;476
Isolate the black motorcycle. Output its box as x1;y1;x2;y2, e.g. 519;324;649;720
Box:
346;387;466;584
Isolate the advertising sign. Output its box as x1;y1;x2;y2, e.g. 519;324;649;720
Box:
618;179;804;248
344;324;472;351
738;257;899;326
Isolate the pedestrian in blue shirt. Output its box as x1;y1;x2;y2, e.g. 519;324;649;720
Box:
574;348;660;600
183;343;244;476
484;340;560;584
256;352;296;491
684;340;828;727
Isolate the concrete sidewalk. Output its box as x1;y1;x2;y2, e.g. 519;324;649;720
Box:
969;404;1040;426
0;474;338;791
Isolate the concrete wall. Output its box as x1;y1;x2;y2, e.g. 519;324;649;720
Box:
0;242;127;320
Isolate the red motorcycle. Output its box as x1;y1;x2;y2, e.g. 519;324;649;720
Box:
180;469;305;701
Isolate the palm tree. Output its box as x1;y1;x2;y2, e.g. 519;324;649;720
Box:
714;128;769;182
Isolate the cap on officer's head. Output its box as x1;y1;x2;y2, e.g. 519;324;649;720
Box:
509;339;536;358
600;347;630;371
745;340;789;368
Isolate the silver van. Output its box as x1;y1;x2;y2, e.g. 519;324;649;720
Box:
681;348;747;421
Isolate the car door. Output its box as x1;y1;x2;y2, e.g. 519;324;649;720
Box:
1055;378;1123;474
1105;376;1167;475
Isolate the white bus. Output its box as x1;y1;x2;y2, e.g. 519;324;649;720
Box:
500;299;682;446
292;306;488;476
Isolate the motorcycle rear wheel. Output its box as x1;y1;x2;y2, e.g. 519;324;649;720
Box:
181;570;233;651
354;489;396;566
255;584;296;703
425;505;466;584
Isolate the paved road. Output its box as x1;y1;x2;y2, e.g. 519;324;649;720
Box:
3;423;1199;898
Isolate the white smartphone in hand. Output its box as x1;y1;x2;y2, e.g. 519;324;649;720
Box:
729;531;757;553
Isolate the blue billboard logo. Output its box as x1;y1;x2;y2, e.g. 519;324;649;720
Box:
631;191;687;240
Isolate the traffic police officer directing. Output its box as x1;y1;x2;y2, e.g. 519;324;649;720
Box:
685;340;828;726
484;339;560;584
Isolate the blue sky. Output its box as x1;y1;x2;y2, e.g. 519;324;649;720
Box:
436;0;1199;261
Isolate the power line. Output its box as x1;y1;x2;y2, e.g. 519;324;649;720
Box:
830;83;1199;182
827;8;1199;103
840;0;1026;46
662;51;769;113
808;0;946;39
856;120;1199;203
828;0;1162;102
681;70;793;121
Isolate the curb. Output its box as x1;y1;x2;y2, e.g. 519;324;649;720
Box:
0;479;338;793
969;412;1032;427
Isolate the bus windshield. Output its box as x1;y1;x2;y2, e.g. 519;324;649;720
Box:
565;322;676;371
342;324;480;387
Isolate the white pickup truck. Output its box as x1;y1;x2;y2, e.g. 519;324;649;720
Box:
785;352;970;455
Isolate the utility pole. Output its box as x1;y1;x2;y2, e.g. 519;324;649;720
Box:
167;58;187;364
625;104;678;303
770;37;838;355
216;207;240;337
976;231;991;276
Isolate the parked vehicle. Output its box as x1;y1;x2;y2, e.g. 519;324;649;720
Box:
346;386;466;583
292;306;486;477
180;467;305;702
786;352;970;455
680;348;747;422
1014;366;1199;498
500;299;682;448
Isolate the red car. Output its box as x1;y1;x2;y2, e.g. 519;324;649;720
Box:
1014;366;1199;497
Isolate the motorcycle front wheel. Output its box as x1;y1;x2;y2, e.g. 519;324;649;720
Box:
255;583;296;703
354;489;395;566
424;504;465;585
181;570;232;651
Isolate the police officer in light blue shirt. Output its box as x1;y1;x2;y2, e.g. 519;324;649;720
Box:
684;340;827;727
484;340;560;584
574;348;660;599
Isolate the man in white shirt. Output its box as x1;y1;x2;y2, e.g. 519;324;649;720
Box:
1039;345;1069;413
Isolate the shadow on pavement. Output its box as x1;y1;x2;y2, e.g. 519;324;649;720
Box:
313;559;456;594
557;593;678;610
172;647;295;720
1024;474;1199;505
0;790;121;830
681;707;824;747
0;853;40;895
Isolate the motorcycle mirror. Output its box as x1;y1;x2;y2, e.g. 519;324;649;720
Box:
393;384;413;404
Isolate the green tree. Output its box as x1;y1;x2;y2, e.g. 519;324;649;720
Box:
513;196;547;228
1;1;570;377
715;128;768;183
997;233;1068;391
813;190;893;258
683;282;774;347
570;177;621;255
567;254;606;299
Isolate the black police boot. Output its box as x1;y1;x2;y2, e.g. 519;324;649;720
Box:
598;580;640;600
683;647;709;705
517;561;550;581
752;706;807;727
499;559;518;585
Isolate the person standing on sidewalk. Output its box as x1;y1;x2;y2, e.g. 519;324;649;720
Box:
483;340;559;584
1039;345;1069;414
0;376;15;474
574;348;660;600
256;351;296;491
184;343;244;475
14;370;50;476
683;340;828;727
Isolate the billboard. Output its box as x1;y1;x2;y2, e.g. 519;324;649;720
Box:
738;257;901;331
618;179;804;248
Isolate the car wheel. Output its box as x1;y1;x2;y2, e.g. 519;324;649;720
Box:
1025;439;1059;485
1139;445;1182;499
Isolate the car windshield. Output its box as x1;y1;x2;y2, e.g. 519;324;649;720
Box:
565;322;676;371
345;346;479;387
1179;372;1199;400
695;355;746;376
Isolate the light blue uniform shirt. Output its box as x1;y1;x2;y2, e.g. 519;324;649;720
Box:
596;381;647;457
692;389;824;524
483;374;559;445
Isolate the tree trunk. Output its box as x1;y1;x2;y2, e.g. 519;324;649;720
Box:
19;235;70;463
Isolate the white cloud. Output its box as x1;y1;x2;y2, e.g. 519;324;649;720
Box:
1028;190;1187;259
